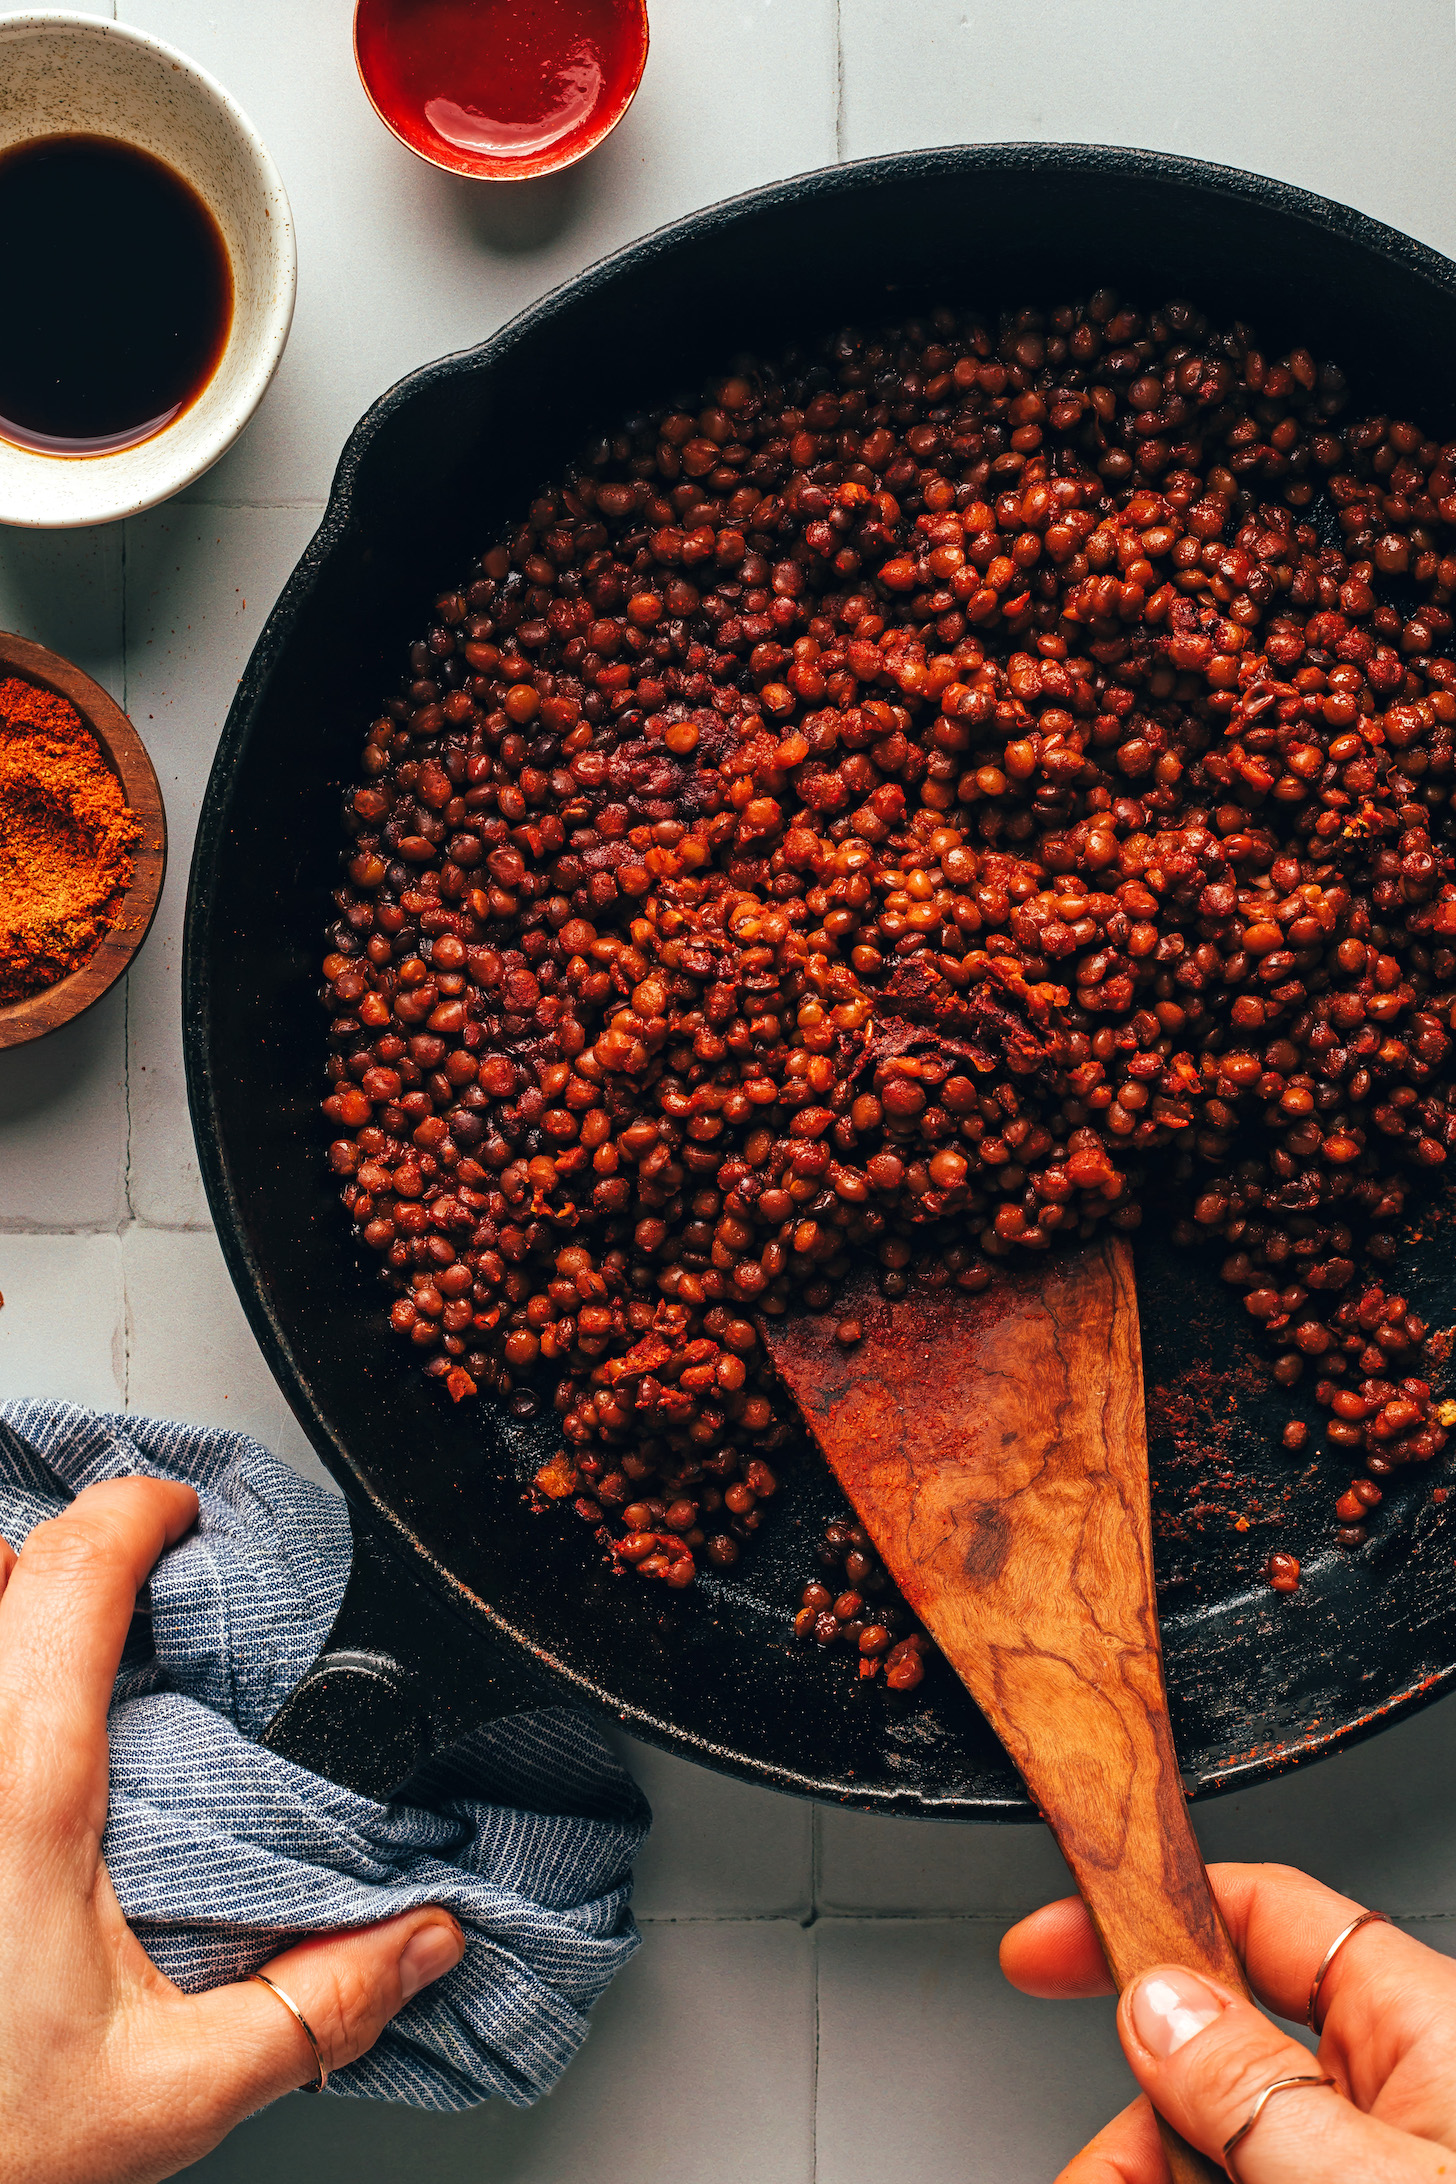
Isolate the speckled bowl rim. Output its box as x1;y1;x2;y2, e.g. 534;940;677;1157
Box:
0;11;297;529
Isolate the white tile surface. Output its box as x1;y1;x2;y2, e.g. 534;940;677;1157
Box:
839;0;1456;261
122;1225;335;1490
0;985;128;1232
1194;1689;1456;1917
817;1804;1074;1918
0;1234;125;1409
612;1733;813;1918
0;522;124;696
2;4;1456;2181
816;1918;1127;2184
118;0;839;508
0;523;128;1236
183;1921;817;2184
121;500;323;1226
1407;1915;1456;1960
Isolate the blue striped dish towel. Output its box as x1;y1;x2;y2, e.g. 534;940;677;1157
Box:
0;1399;649;2109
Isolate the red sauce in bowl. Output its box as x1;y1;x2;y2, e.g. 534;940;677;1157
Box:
355;0;649;181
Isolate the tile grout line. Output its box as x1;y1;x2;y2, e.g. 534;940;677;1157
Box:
807;1806;822;2177
122;985;135;1228
0;1220;216;1237
810;1803;820;1922
121;985;133;1407
631;1908;1456;1928
120;509;133;1403
631;1910;1043;1928
177;495;331;506
810;1832;823;2184
121;509;133;1408
121;1228;133;1407
634;1911;950;1924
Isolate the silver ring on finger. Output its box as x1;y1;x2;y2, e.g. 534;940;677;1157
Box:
1306;1909;1393;2032
1222;2073;1341;2182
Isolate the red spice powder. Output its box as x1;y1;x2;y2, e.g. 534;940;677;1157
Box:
0;676;140;1005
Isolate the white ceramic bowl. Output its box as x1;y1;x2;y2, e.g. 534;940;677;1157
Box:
0;13;296;528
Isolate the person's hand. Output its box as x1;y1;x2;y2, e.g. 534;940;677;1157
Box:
0;1475;466;2184
1001;1860;1456;2181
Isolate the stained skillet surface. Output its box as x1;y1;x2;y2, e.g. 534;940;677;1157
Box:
184;146;1456;1814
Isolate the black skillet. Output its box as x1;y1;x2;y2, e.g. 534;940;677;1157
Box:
184;144;1456;1812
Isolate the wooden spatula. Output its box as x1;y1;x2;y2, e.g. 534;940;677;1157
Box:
763;1233;1244;2184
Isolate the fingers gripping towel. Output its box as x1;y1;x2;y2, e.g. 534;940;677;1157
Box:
0;1400;649;2109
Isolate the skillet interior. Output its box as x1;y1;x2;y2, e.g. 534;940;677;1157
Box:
185;144;1456;1816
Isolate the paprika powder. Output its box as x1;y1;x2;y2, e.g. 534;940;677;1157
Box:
0;676;140;1005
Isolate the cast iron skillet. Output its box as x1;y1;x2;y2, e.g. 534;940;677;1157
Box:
185;144;1456;1815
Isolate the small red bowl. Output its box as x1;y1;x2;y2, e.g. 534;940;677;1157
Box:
354;0;649;183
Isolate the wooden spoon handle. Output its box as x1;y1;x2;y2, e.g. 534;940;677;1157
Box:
946;1242;1245;2184
1009;1659;1246;1997
1009;1684;1242;2184
761;1238;1243;2184
1157;2128;1229;2184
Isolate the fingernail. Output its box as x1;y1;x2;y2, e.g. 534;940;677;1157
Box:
1129;1969;1227;2058
399;1917;465;2001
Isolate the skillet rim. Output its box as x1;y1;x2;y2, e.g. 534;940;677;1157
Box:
183;139;1456;1816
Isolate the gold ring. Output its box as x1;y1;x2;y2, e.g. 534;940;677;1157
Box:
1307;1909;1392;2031
248;1970;328;2093
1222;2073;1339;2180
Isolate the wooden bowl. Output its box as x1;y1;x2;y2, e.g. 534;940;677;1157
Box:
0;631;166;1051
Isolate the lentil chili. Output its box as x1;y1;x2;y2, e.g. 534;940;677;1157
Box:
323;289;1456;1641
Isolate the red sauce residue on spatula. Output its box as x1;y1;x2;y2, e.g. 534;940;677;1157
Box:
355;0;649;180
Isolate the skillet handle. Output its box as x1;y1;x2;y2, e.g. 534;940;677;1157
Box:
260;1512;554;1798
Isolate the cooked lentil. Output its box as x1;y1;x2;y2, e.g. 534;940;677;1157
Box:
324;290;1456;1632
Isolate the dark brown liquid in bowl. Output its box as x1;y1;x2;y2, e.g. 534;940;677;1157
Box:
0;134;233;458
